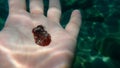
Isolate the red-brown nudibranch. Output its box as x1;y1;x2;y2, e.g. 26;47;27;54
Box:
32;25;51;46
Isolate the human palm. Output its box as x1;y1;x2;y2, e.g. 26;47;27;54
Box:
0;0;81;68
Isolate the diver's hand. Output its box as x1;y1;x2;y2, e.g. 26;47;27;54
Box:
0;0;81;68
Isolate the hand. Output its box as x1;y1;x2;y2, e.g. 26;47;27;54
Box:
0;0;81;68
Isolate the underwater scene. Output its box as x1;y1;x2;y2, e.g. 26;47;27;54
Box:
0;0;120;68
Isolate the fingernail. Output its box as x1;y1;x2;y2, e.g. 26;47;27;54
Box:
74;10;80;14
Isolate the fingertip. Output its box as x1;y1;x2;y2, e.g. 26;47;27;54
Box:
70;9;81;25
73;10;80;14
71;9;81;18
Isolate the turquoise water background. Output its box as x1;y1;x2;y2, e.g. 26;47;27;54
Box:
0;0;120;68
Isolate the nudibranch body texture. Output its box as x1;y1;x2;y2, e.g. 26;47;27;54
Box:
32;25;51;46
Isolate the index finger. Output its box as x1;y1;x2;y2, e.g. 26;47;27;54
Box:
47;0;61;23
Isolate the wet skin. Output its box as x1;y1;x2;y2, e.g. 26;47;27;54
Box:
0;0;81;68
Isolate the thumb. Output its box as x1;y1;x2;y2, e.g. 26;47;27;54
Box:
65;10;82;38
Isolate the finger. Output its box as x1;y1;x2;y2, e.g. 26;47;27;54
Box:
9;0;26;13
47;0;61;23
65;10;82;38
30;0;44;15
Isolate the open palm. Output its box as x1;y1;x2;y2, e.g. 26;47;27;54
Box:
0;0;81;68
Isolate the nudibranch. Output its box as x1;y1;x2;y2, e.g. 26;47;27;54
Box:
32;25;51;46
